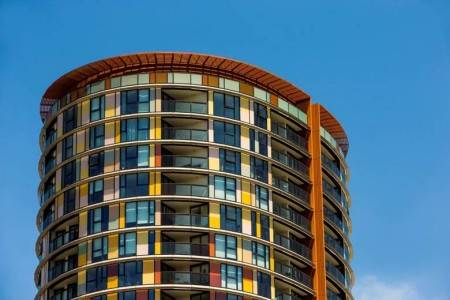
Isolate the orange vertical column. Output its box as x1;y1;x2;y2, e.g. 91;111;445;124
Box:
309;103;327;299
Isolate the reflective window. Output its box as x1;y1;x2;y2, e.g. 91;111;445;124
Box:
90;96;105;121
220;264;242;290
214;176;236;201
86;265;107;293
119;261;143;287
215;234;237;260
121;89;152;114
214;121;240;147
219;149;241;175
63;105;77;133
88;179;104;204
257;271;271;298
252;242;270;268
220;205;241;232
120;145;149;169
254;102;267;129
250;156;268;183
88;206;109;234
63;188;76;215
62;161;76;187
121;118;149;142
119;232;137;257
214;92;240;120
89;124;105;149
62;135;73;160
255;185;268;211
89;152;104;176
120;173;149;198
92;236;108;262
125;201;155;227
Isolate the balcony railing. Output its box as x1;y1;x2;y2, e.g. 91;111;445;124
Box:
163;100;208;114
49;228;79;253
45;131;57;149
44;159;56;175
326;262;347;287
162;183;209;197
271;121;307;150
273;204;311;231
273;176;309;204
274;234;311;260
42;212;55;231
275;262;312;288
324;206;349;235
327;289;344;300
325;234;348;260
161;271;210;285
322;154;347;183
276;293;305;300
41;186;56;206
322;180;349;215
162;155;208;169
161;213;209;227
48;255;78;281
272;150;308;176
161;242;209;256
162;127;208;141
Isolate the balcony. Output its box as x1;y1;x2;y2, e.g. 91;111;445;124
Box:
273;176;309;205
273;204;311;231
327;289;345;300
275;262;312;288
276;293;306;300
161;242;209;256
49;226;79;253
162;118;208;142
323;180;349;215
44;158;56;175
162;173;209;197
271;120;307;151
161;214;208;227
161;271;209;285
41;184;56;206
322;154;346;183
272;149;308;177
324;206;349;236
274;234;311;261
325;234;349;260
45;130;57;149
162;89;208;114
48;254;78;281
326;262;347;287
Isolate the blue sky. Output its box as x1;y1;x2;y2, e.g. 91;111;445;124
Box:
1;1;449;299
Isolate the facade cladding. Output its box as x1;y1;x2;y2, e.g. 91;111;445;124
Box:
36;52;353;300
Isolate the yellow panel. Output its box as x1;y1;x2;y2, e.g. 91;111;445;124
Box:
107;276;118;289
55;169;61;192
119;203;125;229
269;217;274;243
243;275;253;293
256;212;261;238
242;208;252;235
108;234;118;259
240;97;250;123
155;117;161;139
208;90;214;115
107;293;118;300
209;148;219;171
241;153;250;177
115;120;120;143
79;211;87;237
154;230;161;255
77;269;86;288
80;156;88;180
242;239;252;264
76;130;85;154
154;172;161;195
79;183;88;207
241;126;250;150
78;242;87;266
269;245;275;271
209;203;220;229
150;117;155;140
143;259;155;284
81;100;90;125
104;150;115;173
137;230;148;255
237;238;243;261
105;122;115;145
105;93;116;118
241;180;251;205
149;144;155;167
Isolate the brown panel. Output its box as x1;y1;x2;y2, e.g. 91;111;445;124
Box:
155;72;167;84
239;82;253;96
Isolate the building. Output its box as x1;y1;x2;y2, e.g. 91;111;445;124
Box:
36;52;353;300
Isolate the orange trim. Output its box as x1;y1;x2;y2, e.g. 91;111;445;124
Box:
319;104;349;155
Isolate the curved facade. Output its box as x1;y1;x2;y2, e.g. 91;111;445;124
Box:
36;52;353;300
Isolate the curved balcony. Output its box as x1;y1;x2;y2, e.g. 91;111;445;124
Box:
161;213;209;227
273;204;311;232
273;176;309;205
272;149;308;178
163;100;208;114
274;234;311;261
323;180;349;215
161;271;210;285
161;242;209;256
271;121;307;151
48;255;78;281
162;155;208;169
324;206;349;236
49;228;79;253
162;127;208;142
327;289;345;300
322;154;346;184
326;262;347;287
275;262;312;288
161;183;209;197
276;293;307;300
325;234;349;261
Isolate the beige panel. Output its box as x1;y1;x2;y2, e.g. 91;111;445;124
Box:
105;121;115;145
105;93;116;118
104;177;115;201
109;204;119;230
104;150;115;173
81;100;90;125
242;208;252;235
137;230;149;255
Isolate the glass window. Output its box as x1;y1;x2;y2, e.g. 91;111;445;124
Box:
255;185;268;211
119;232;137;257
215;234;237;260
120;173;149;198
260;214;270;241
252;242;270;268
148;231;155;255
90;96;105;121
121;118;149;142
225;295;243;300
125;201;155;227
214;92;240;120
258;132;268;156
63;188;76;215
92;295;107;300
86;265;107;293
119;291;136;300
250;156;268;183
120;145;149;169
214;176;236;201
62;160;76;187
254;102;267;129
62;135;73;160
88;206;109;235
90;124;105;149
89;152;104;176
219;149;241;175
220;205;241;232
121;89;152;114
220;264;242;290
63;105;77;134
214;121;240;147
92;236;108;262
257;271;271;298
88;179;104;204
119;260;142;287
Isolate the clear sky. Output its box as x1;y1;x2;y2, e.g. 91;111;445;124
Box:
1;1;449;299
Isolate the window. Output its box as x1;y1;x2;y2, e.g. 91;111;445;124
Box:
220;205;241;232
221;264;242;290
219;149;241;175
148;231;155;255
90;96;105;121
88;179;104;204
89;152;104;176
63;105;77;133
63;188;76;215
250;156;268;183
214;176;236;201
62;160;76;187
120;173;149;197
257;271;271;298
119;260;143;287
214;92;240;120
125;201;155;227
251;211;256;237
254;102;267;129
90;124;105;149
191;292;210;300
120;145;149;169
225;295;243;300
86;265;107;293
255;186;268;211
121;89;152;114
92;236;108;262
214;121;240;147
215;234;237;260
88;206;109;234
250;130;268;156
92;295;107;300
119;291;136;300
260;214;270;241
119;232;137;257
121;118;149;142
62;135;73;160
252;242;270;268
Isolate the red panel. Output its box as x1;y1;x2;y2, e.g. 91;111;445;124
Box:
209;232;215;257
243;267;253;282
155;144;161;167
136;290;148;300
210;262;221;287
108;263;118;277
154;260;161;284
